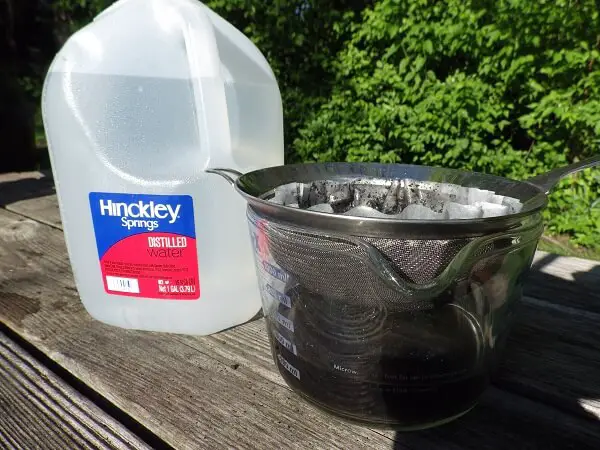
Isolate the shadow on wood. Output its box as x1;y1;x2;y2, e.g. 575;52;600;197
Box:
392;257;600;449
392;386;600;449
526;252;600;311
0;173;55;207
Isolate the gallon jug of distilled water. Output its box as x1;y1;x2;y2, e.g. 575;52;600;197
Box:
41;0;284;334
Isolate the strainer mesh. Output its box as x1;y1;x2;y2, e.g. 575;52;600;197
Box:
362;237;471;284
249;208;489;311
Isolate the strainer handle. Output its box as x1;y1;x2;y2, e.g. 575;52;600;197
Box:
525;154;600;194
205;167;244;186
354;221;543;301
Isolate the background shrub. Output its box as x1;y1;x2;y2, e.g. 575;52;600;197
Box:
3;0;599;249
292;0;600;249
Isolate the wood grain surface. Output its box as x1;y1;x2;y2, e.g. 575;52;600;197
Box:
526;251;600;312
0;331;150;450
0;171;60;228
1;175;599;449
0;209;396;449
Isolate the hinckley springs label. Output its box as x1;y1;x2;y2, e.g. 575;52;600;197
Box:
89;192;200;300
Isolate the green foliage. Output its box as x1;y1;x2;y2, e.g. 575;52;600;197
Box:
9;0;113;105
544;169;600;248
203;0;371;162
294;0;600;249
51;0;113;34
11;0;600;248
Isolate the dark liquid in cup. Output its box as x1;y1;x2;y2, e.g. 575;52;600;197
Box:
266;289;488;427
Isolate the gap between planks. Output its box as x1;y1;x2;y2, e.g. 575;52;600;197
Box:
0;330;151;450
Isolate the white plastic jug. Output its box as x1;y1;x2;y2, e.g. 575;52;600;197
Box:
41;0;284;335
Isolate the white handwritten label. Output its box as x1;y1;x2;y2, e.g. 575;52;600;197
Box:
265;283;292;308
263;261;289;283
276;312;294;333
275;330;297;355
278;354;300;380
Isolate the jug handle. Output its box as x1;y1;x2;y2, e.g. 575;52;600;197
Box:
184;4;233;168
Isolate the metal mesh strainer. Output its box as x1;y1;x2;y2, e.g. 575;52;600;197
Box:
205;158;597;427
248;206;540;312
208;157;598;239
206;158;598;310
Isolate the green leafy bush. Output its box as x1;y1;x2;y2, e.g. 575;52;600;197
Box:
204;0;371;163
19;0;600;248
293;0;600;249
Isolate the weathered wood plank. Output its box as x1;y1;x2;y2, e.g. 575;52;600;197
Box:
525;251;600;313
500;296;600;417
0;199;599;447
388;387;600;449
0;171;50;185
0;211;394;450
0;171;61;228
0;330;150;450
186;295;600;421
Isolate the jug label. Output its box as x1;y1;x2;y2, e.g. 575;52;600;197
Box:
89;192;200;300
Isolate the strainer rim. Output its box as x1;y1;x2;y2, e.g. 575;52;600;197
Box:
233;162;547;239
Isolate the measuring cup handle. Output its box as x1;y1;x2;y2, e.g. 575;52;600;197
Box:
525;154;600;194
206;168;244;186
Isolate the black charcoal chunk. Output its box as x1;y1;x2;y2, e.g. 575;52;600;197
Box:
352;182;389;211
382;180;402;214
297;183;312;208
308;181;328;206
329;187;354;213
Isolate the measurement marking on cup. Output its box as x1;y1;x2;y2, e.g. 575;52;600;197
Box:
278;354;300;380
275;330;297;355
266;283;292;308
276;312;294;333
262;261;289;283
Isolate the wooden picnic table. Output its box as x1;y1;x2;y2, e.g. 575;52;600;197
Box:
0;171;599;449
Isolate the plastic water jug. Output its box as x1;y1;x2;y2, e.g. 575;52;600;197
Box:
41;0;284;335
